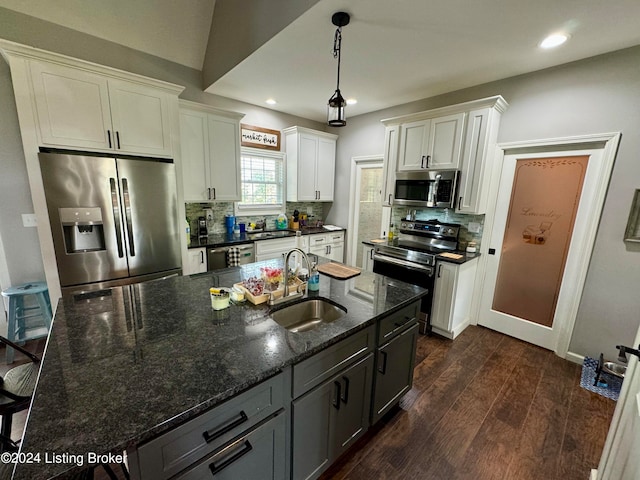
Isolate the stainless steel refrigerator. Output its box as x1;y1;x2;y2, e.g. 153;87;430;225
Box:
39;152;182;294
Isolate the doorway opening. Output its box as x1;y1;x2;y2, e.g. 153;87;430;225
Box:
347;156;390;267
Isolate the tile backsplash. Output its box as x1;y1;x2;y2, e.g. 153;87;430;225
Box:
391;207;484;250
186;202;331;234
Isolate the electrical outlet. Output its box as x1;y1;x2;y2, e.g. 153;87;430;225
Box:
22;213;38;227
468;222;480;233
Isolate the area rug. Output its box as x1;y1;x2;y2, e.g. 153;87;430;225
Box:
580;356;622;401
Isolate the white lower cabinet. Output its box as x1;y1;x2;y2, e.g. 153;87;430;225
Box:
307;232;345;262
255;237;297;262
184;247;207;275
362;244;375;272
430;259;478;339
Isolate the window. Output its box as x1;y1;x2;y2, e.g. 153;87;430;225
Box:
235;147;285;216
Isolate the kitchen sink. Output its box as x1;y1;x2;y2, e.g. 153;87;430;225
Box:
269;298;347;333
248;231;292;239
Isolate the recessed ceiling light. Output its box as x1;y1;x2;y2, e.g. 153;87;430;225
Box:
346;98;358;105
265;98;277;105
539;33;569;49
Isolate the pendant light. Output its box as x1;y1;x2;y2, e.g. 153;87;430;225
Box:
327;11;350;127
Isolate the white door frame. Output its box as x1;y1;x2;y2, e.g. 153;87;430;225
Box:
346;155;386;266
472;132;621;358
595;321;640;479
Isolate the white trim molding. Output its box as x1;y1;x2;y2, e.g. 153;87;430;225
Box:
470;132;621;359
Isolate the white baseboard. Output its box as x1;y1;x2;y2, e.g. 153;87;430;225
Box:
565;351;585;365
590;468;597;480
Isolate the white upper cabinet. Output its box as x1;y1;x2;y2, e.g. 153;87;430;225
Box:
428;113;466;169
179;100;244;202
29;60;112;151
456;107;502;214
381;125;399;206
397;119;431;171
284;126;337;202
382;96;508;214
397;112;465;171
28;59;176;157
107;78;172;156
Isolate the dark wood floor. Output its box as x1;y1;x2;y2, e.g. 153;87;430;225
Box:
321;325;616;480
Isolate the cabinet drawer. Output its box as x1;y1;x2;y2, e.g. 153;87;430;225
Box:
255;237;297;255
292;325;375;399
174;411;286;480
308;234;327;247
327;232;344;244
377;301;420;344
137;372;285;480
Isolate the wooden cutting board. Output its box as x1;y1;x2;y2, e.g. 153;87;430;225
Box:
317;262;361;280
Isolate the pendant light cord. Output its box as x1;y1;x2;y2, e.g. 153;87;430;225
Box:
333;27;342;90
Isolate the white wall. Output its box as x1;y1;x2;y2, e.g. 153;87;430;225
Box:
327;46;640;360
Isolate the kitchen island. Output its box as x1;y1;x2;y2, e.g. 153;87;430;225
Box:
10;258;427;480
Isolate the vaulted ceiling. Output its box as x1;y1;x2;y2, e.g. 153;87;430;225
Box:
2;0;640;122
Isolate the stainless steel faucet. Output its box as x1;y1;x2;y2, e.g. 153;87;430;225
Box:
268;248;312;305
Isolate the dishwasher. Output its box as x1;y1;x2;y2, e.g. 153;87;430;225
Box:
207;243;255;270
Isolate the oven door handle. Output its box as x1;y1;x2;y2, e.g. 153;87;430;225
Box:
373;254;434;275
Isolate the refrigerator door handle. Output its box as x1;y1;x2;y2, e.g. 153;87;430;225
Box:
121;178;136;257
109;178;125;258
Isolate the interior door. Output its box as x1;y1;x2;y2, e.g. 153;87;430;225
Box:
116;158;181;277
596;323;640;479
478;136;618;353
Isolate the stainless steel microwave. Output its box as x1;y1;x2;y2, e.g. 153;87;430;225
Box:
393;170;458;208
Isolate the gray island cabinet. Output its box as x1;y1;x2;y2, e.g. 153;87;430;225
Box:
12;259;426;480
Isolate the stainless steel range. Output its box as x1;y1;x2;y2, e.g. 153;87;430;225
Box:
373;219;460;334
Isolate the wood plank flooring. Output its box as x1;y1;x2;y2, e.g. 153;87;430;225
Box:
320;325;616;480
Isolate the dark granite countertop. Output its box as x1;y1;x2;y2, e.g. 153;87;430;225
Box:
189;226;345;249
12;258;425;480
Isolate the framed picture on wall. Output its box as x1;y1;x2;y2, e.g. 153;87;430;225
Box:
240;124;281;151
624;189;640;242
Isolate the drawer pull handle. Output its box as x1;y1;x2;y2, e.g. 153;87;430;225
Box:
333;381;341;410
341;376;349;404
209;440;253;476
378;351;388;374
394;316;415;328
202;410;248;444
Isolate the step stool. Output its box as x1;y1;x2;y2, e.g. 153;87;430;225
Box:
1;282;52;364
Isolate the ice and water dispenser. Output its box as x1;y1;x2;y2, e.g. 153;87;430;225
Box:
59;207;106;253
